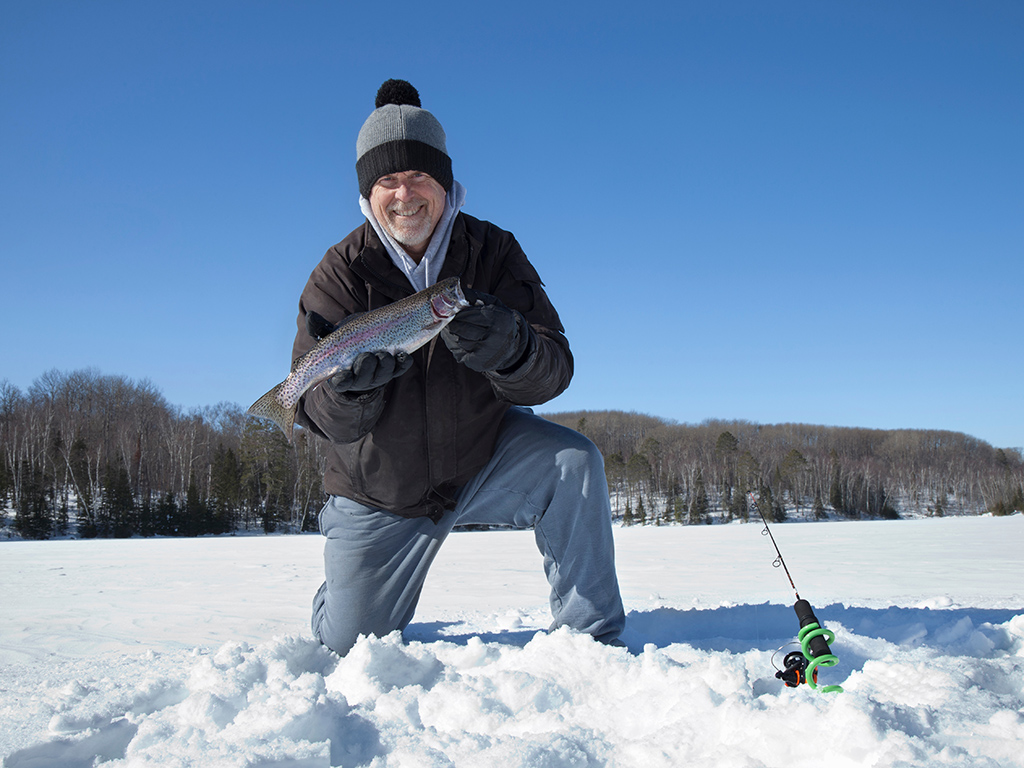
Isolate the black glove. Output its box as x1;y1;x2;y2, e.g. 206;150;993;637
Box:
327;351;413;395
306;310;337;340
306;310;412;395
441;289;530;373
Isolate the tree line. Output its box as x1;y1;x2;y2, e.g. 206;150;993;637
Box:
1;369;327;539
2;370;1022;539
544;411;1024;525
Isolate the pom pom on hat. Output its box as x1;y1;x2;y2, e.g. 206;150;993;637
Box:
375;79;421;108
356;79;452;198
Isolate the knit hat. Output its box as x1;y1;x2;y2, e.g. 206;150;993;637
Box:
356;79;453;199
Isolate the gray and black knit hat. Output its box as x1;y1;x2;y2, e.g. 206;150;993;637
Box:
356;79;453;199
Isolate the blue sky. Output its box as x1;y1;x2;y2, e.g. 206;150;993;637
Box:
2;1;1022;449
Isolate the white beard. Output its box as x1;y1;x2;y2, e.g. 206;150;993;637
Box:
385;206;435;249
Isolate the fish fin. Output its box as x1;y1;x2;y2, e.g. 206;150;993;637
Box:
247;383;297;442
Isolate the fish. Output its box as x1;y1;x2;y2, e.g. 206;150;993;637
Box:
248;276;469;441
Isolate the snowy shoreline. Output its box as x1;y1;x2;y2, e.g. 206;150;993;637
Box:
3;516;1023;766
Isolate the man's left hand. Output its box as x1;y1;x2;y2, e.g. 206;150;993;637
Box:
441;290;530;373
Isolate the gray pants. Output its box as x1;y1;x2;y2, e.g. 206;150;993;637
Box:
311;407;625;655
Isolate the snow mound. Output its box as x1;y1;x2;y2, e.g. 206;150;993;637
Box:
6;611;1024;768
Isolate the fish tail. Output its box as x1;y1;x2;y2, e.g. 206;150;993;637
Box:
247;383;297;442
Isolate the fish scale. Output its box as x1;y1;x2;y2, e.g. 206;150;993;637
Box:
248;276;468;441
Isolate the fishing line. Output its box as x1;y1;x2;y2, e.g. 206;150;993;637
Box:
748;492;844;693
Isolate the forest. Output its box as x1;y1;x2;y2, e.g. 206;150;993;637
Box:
2;369;1022;539
544;411;1024;526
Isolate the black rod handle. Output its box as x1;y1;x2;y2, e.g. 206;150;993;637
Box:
794;599;833;659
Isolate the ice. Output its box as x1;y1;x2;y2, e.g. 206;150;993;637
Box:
2;515;1023;767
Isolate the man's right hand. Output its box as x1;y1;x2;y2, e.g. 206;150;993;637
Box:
327;351;413;395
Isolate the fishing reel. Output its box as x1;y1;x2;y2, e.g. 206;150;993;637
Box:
772;600;844;693
774;649;817;688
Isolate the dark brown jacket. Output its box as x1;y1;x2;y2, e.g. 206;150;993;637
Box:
293;212;573;519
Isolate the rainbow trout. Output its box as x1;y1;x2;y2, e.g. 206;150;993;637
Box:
248;276;469;441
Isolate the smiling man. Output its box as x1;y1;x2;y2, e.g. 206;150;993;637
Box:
291;79;625;656
368;171;446;257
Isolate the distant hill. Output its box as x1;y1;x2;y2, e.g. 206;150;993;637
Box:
542;410;1024;523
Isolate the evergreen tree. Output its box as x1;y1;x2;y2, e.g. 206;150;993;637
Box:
779;448;808;514
663;488;678;525
101;462;136;538
735;451;759;522
714;431;739;456
137;494;157;537
209;444;242;534
757;482;785;523
828;453;844;514
714;432;739;518
0;454;10;510
672;492;685;524
727;488;747;522
575;416;588;438
688;469;708;525
812;492;826;520
183;478;211;536
15;459;52;539
156;491;180;536
604;452;625;516
626;452;651;514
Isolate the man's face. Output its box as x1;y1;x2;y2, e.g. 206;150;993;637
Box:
369;170;447;258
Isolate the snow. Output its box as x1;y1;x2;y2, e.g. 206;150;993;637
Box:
2;515;1023;767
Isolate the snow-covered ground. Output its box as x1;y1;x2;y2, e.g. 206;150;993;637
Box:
2;515;1022;767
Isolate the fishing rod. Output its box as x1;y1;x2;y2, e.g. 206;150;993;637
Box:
748;492;844;693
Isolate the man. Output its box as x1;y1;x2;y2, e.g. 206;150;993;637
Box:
293;79;625;656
